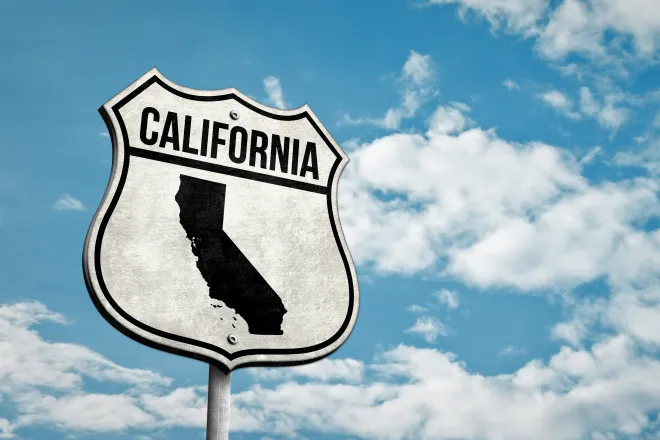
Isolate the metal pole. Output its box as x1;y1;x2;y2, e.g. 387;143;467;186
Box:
207;364;231;440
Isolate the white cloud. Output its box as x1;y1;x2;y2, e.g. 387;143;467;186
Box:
614;136;660;175
405;316;447;342
7;291;660;440
99;131;109;137
0;302;170;394
53;194;86;211
538;90;581;119
341;105;582;279
340;102;659;292
138;387;207;429
535;86;628;132
407;304;428;313
138;385;265;432
263;76;287;109
499;346;526;357
0;418;13;439
607;285;660;348
551;300;607;347
427;0;547;34
427;103;471;135
579;86;600;116
0;301;174;433
428;0;660;64
0;300;282;435
342;51;437;130
599;98;629;131
503;78;520;90
541;0;660;61
540;90;571;110
232;337;660;440
434;289;459;309
579;87;629;131
14;392;155;432
249;358;366;384
537;0;605;60
579;146;602;164
402;51;435;85
448;180;658;290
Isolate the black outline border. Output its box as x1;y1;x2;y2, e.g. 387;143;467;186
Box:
85;74;356;374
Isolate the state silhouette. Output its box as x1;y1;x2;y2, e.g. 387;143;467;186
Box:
175;174;287;335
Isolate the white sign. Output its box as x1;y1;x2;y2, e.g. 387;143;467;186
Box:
83;68;359;372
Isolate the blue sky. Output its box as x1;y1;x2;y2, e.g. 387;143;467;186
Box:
1;0;660;439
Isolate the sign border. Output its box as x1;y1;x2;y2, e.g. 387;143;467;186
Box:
83;68;359;373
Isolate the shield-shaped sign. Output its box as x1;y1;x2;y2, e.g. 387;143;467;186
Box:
83;68;359;372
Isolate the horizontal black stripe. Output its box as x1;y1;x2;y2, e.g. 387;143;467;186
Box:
127;146;328;194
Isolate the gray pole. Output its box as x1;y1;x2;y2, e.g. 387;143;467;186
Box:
207;364;231;440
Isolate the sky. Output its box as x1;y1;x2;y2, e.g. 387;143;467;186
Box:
1;0;660;439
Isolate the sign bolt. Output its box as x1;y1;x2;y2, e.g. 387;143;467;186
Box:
229;110;239;120
227;334;238;345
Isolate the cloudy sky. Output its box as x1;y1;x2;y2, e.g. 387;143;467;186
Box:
2;0;660;439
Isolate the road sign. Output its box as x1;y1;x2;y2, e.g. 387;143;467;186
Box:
83;68;360;374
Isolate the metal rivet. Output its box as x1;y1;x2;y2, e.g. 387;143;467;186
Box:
227;334;238;345
229;110;239;120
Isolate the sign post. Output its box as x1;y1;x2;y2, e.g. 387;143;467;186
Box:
207;366;231;440
83;68;359;438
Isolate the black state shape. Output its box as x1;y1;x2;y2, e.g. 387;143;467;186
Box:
175;174;287;335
